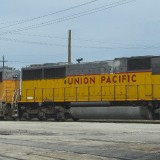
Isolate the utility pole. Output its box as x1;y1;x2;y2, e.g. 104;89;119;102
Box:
0;56;8;68
68;30;72;64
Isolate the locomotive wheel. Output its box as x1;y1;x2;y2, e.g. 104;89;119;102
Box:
23;112;31;120
54;113;67;122
72;117;79;121
38;117;47;121
12;117;18;121
38;111;47;121
0;116;4;120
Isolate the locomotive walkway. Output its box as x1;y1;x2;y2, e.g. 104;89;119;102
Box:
0;121;159;160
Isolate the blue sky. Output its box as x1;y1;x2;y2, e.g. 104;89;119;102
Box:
0;0;160;68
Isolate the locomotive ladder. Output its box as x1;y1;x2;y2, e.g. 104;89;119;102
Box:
0;91;5;108
12;89;19;107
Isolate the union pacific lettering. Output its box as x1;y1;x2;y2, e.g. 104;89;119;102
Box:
67;74;136;85
101;74;136;83
68;76;96;85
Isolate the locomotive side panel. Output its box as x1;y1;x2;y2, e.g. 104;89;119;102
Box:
65;72;152;102
20;57;160;104
20;72;153;103
151;75;160;100
151;57;160;100
21;79;66;102
3;80;19;103
0;69;20;103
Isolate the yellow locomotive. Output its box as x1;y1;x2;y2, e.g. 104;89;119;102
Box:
17;55;160;120
0;67;20;119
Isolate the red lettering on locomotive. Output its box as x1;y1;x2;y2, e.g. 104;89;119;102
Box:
101;76;106;83
131;74;136;82
122;75;126;83
112;76;117;83
106;77;111;83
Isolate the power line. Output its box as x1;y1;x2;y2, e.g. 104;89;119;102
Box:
0;0;136;35
0;0;100;29
11;32;149;47
0;20;18;25
0;36;159;50
8;60;35;64
0;37;66;47
2;0;134;33
11;33;67;40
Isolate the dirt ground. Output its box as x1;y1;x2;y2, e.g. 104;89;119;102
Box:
0;121;159;160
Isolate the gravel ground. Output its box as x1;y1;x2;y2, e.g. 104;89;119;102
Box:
0;121;159;160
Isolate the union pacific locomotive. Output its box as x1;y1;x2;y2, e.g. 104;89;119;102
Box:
1;55;160;120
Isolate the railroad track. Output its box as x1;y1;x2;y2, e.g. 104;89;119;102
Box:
2;118;160;124
79;119;160;124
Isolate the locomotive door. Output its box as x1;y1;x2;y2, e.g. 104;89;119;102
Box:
145;73;152;98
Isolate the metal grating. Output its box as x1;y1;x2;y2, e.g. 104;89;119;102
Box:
127;57;151;71
0;72;2;82
44;67;66;79
22;69;43;80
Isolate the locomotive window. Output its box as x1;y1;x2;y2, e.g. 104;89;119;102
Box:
22;69;42;80
0;72;2;82
127;58;151;71
44;67;66;79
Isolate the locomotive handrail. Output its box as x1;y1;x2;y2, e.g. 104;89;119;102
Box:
18;83;160;103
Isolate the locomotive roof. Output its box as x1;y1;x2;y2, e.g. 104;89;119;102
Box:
23;60;113;70
0;66;17;71
115;55;158;60
23;55;160;70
